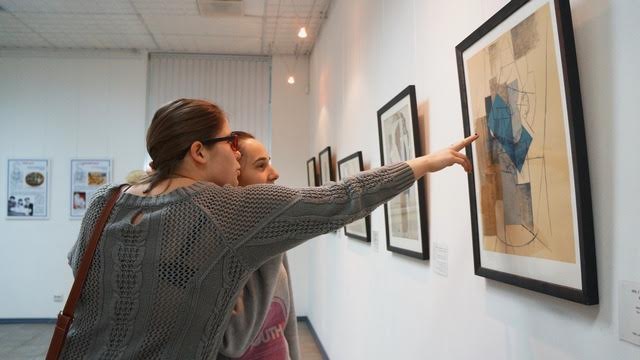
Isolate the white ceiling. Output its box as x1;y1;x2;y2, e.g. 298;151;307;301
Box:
0;0;331;55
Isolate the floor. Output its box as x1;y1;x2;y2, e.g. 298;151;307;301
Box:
0;320;326;359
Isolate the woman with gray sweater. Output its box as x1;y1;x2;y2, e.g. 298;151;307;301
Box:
63;98;477;359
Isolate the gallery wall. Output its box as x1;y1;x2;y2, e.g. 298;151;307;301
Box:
0;50;311;319
303;0;639;359
0;49;148;317
270;54;312;316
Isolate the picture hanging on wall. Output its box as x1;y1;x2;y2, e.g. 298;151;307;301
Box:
318;146;334;185
6;159;49;219
456;0;597;304
377;85;429;259
306;157;317;186
70;159;112;218
338;151;370;242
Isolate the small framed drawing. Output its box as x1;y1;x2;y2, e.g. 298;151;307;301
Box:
318;146;334;185
338;151;370;242
306;157;317;186
70;159;112;218
377;85;429;259
456;0;597;304
6;159;50;219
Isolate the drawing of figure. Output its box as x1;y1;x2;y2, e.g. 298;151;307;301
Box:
386;111;412;234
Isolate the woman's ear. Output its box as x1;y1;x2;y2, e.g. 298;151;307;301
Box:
188;142;208;165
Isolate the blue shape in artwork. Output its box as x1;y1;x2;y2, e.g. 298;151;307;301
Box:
487;94;532;171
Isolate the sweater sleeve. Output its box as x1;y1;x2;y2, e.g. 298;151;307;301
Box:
194;162;415;269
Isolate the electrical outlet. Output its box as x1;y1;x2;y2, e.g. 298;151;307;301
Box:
53;295;64;303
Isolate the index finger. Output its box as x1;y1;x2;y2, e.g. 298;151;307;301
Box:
451;133;479;151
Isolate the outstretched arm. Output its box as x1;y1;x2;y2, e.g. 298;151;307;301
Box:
406;134;478;178
227;134;479;267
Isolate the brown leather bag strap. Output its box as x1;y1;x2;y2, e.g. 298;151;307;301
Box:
47;185;128;359
61;184;126;316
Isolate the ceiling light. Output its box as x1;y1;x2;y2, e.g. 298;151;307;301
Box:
298;27;308;38
288;76;295;84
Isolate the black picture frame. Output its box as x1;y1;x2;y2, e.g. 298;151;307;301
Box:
456;0;597;304
318;146;335;185
377;85;429;260
306;157;317;187
338;151;371;242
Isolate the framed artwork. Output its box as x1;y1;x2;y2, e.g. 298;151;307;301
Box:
318;146;334;185
70;159;112;218
306;157;317;186
338;151;370;242
456;0;597;304
6;159;49;219
377;85;429;259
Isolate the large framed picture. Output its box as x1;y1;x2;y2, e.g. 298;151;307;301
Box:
377;85;429;259
6;159;49;219
318;146;334;185
456;0;597;304
306;157;317;186
70;159;112;218
338;151;370;242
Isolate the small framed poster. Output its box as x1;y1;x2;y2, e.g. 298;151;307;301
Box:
318;146;335;185
377;85;429;259
70;159;112;218
306;157;317;186
6;159;49;219
338;151;371;242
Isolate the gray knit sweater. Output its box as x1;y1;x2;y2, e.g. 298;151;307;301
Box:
63;162;414;359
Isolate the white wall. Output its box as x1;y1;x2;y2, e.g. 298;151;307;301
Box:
0;50;312;319
305;0;639;359
0;50;148;318
0;49;312;323
271;55;312;316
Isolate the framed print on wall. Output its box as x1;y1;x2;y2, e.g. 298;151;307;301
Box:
6;159;49;219
377;85;429;259
306;157;318;186
318;146;334;185
338;151;371;242
456;0;597;304
70;159;112;218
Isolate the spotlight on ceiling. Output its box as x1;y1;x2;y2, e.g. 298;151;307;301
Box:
298;27;308;39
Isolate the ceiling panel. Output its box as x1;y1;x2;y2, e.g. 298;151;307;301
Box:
0;0;135;14
132;0;199;16
15;13;148;34
0;31;50;47
142;14;262;36
0;0;331;55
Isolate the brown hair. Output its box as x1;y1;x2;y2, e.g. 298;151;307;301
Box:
234;131;255;142
234;131;256;167
140;98;226;193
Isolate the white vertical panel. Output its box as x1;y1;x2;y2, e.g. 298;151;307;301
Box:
146;53;272;150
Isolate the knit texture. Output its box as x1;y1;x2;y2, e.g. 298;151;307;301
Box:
62;162;415;359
